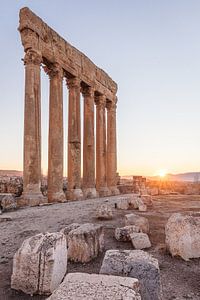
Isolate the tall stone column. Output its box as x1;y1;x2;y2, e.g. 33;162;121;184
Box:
46;63;66;202
82;86;98;198
107;97;119;195
66;77;83;200
95;95;110;197
23;49;45;205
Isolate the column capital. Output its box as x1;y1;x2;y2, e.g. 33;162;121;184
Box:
43;62;63;79
81;86;94;97
95;94;106;108
66;77;81;89
106;101;117;111
24;49;42;66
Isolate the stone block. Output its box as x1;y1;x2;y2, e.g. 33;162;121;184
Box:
115;197;129;210
96;204;113;220
125;213;149;233
100;249;162;300
68;223;104;262
115;225;140;242
60;223;80;237
11;232;67;295
130;232;151;249
47;272;141;300
0;193;16;211
165;212;200;260
138;203;147;212
141;195;153;207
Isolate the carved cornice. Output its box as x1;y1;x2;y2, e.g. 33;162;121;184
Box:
24;49;42;66
66;77;80;89
43;62;63;79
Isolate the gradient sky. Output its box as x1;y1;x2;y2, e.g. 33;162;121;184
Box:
1;0;200;176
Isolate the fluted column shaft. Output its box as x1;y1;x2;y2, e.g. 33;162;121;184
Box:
23;49;44;205
82;87;97;198
107;98;119;195
67;77;83;200
46;63;65;202
96;95;110;197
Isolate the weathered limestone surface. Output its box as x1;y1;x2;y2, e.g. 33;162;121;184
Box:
96;204;113;220
130;232;151;249
67;78;83;201
125;213;150;233
106;100;119;196
82;86;97;199
0;194;16;211
100;249;162;300
47;273;141;300
60;223;81;237
165;212;200;260
19;7;119;203
68;223;104;262
46;63;66;203
96;95;110;197
11;232;67;295
115;225;140;241
116;196;130;210
22;49;44;205
141;195;153;207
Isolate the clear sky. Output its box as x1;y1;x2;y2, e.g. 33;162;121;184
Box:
1;0;200;176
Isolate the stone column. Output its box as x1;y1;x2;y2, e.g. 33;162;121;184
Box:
23;49;45;205
107;97;119;195
66;77;83;200
46;63;66;202
82;86;98;198
95;95;110;197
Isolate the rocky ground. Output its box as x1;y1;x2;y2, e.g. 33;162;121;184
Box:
0;194;200;300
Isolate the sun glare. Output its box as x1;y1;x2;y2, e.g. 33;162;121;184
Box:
157;169;167;178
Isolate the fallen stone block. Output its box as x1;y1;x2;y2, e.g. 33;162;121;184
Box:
115;197;130;210
165;212;200;260
60;223;80;239
96;204;113;220
11;232;67;295
138;203;147;212
0;193;16;211
68;223;104;262
125;213;149;233
47;272;141;300
130;232;151;249
115;225;140;242
100;249;162;300
141;195;153;207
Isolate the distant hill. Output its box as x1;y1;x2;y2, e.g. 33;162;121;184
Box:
150;172;200;182
0;170;23;177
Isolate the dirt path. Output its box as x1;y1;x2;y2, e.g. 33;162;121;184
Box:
0;194;200;299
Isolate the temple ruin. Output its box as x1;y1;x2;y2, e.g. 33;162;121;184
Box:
18;7;119;204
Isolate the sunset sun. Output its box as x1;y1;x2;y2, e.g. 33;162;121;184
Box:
157;169;168;178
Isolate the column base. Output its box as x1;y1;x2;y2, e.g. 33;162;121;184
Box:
48;191;66;203
108;186;120;196
21;192;46;207
83;187;99;199
66;188;84;201
98;187;112;197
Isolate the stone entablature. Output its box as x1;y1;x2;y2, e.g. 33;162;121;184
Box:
19;7;117;101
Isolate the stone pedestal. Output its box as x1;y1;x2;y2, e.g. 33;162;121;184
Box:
23;49;45;205
82;86;97;199
46;63;66;203
67;78;83;200
95;95;110;197
106;98;119;195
